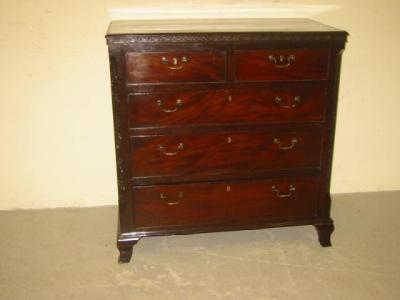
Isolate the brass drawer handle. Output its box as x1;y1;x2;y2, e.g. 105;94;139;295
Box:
158;142;184;156
274;96;301;109
271;185;296;198
161;56;188;70
273;138;298;150
156;99;183;113
160;192;184;205
268;54;295;68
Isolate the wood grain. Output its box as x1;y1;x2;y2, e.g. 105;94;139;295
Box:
133;176;319;229
126;51;226;84
131;129;322;180
128;83;327;127
235;49;330;81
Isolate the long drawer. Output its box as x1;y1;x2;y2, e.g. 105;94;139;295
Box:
131;128;322;179
133;176;319;229
128;83;327;127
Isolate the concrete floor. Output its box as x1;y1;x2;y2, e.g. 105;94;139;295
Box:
0;192;399;300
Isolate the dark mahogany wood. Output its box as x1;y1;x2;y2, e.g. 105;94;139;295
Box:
117;237;140;263
117;244;133;263
314;222;334;247
106;19;348;263
133;176;319;229
128;83;327;127
131;129;322;179
126;51;226;84
235;49;330;81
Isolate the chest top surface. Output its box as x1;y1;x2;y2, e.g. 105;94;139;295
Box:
106;18;345;35
105;18;347;45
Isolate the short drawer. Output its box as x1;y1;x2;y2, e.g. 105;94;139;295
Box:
133;176;319;229
126;51;226;84
234;49;330;81
131;129;322;179
128;83;327;127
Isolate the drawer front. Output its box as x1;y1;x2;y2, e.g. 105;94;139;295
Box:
134;176;319;229
131;129;322;178
126;51;226;84
129;84;327;127
235;49;330;81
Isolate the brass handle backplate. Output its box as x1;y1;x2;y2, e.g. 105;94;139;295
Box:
158;143;184;156
160;192;184;205
156;99;183;113
271;185;296;198
161;56;188;70
268;54;295;68
274;96;301;109
273;138;298;150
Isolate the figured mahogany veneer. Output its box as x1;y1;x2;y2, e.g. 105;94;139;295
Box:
106;18;348;263
134;176;319;229
126;51;226;84
128;83;327;127
235;49;330;81
131;129;322;179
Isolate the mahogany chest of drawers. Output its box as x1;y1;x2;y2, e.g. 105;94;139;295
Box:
105;18;348;263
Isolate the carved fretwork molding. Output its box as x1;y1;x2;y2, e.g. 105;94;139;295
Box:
107;32;347;45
